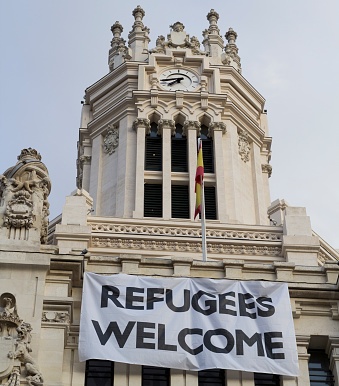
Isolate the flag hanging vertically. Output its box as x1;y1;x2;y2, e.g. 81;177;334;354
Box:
194;139;204;219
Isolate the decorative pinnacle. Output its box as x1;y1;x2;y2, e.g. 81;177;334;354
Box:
111;21;123;37
225;28;238;44
17;148;42;162
207;9;220;23
132;5;145;20
206;9;220;35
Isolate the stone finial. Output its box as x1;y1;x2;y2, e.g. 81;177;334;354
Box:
111;21;123;37
225;27;237;44
132;5;145;20
170;22;185;32
207;9;220;35
222;27;242;72
18;148;41;162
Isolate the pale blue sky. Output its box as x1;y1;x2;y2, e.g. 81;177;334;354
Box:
1;1;338;247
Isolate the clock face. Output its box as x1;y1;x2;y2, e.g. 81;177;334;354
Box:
159;68;200;91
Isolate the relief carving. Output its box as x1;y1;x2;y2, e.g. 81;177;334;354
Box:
238;129;251;162
103;124;119;155
0;149;51;244
0;293;43;385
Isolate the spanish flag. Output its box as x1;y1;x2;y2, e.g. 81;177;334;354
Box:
194;139;204;219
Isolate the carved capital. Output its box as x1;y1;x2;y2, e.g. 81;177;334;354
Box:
133;118;151;133
183;120;201;135
209;122;227;135
158;119;175;135
262;163;272;177
79;155;92;165
103;124;119;155
238;129;251;163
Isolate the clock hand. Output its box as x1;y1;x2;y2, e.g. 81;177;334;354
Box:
160;77;184;82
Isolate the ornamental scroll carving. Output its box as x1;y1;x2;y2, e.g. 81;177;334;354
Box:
0;148;51;244
238;129;251;162
0;293;44;385
262;164;272;178
103;124;119;155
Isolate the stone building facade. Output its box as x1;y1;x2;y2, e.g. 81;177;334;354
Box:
0;6;338;386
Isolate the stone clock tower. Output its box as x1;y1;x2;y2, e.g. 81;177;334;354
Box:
76;6;271;229
1;6;337;386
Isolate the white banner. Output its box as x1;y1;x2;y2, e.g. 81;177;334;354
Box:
79;273;298;376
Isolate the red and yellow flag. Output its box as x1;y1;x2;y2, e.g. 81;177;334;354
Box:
194;140;204;220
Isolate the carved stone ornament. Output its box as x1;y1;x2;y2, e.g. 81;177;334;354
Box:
158;119;175;135
238;129;251;162
0;293;44;385
262;163;273;178
0;149;51;244
103;125;119;155
209;122;227;135
133;118;151;133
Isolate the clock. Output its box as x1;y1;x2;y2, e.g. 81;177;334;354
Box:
159;68;200;91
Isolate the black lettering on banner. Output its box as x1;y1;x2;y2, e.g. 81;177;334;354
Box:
147;288;165;310
235;330;264;356
238;293;256;319
126;287;144;310
136;322;156;349
219;291;237;316
191;291;217;316
158;323;177;351
264;332;285;359
166;289;190;312
256;297;275;317
178;328;203;355
92;320;135;347
101;285;124;308
204;328;234;353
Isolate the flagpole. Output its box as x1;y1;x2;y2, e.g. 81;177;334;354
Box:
201;177;207;262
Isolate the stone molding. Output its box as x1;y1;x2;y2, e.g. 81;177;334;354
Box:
91;237;281;257
103;124;119;155
90;221;282;242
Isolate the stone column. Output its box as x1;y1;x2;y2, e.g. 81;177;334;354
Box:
132;118;150;218
327;336;339;384
184;120;200;220
209;122;227;222
159;120;175;220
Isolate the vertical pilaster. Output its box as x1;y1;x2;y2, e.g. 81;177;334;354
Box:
327;336;339;384
132;118;150;218
296;335;311;386
251;142;268;225
184;120;200;220
209;122;227;222
159;120;175;219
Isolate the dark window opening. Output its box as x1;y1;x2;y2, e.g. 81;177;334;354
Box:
254;373;280;386
172;123;187;172
145;122;162;171
200;125;214;173
198;369;225;386
142;366;170;386
85;359;114;386
204;186;217;220
309;350;334;386
144;184;162;217
171;185;189;219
